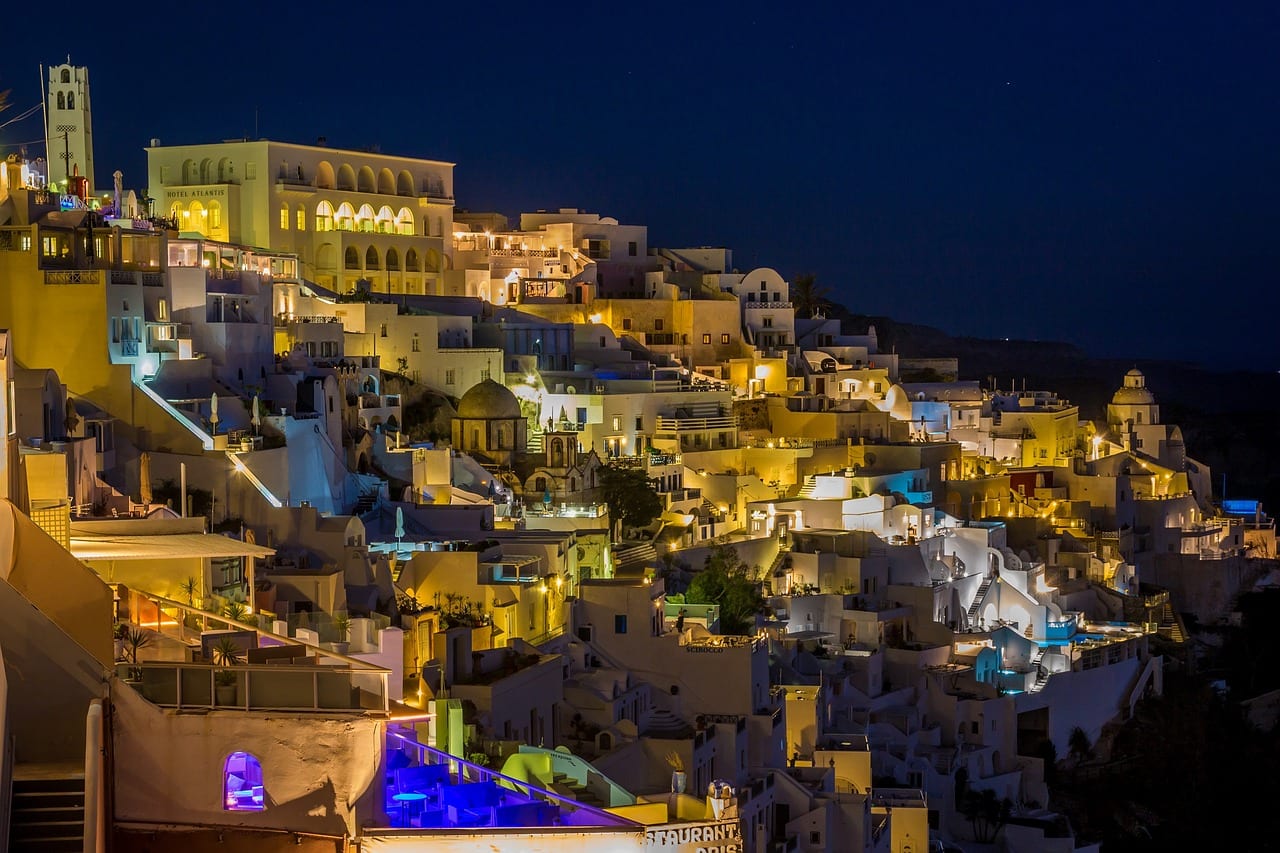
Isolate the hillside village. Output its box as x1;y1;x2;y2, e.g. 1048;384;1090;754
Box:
0;62;1276;853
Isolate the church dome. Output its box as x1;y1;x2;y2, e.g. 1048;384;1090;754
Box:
1111;369;1154;405
457;379;522;420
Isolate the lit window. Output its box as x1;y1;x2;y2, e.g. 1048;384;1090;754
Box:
279;206;289;230
720;334;730;344
445;369;455;385
315;201;334;232
223;752;264;811
702;333;711;344
209;202;222;229
296;206;306;231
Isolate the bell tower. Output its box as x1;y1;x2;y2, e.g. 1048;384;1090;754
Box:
45;61;95;191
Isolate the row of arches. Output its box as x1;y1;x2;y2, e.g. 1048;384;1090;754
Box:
339;245;423;272
312;201;413;235
169;200;223;233
181;157;235;185
55;91;76;110
313;162;444;197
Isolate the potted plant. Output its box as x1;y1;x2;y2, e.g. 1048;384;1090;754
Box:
332;612;351;655
211;636;242;706
222;600;249;627
113;622;127;661
122;627;152;682
665;750;686;794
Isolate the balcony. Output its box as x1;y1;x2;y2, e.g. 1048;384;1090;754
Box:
116;661;385;713
655;415;736;432
45;269;101;285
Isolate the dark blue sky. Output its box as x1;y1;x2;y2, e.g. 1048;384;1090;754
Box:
4;1;1277;368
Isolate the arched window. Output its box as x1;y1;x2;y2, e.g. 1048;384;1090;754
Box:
170;202;184;222
223;752;264;811
296;204;306;231
279;204;289;230
405;248;420;272
199;159;213;183
396;208;414;236
497;424;510;449
386;247;400;271
56;92;65;110
208;201;221;230
316;161;335;190
337;163;356;191
535;477;547;493
356;204;375;233
357;166;375;193
365;246;380;270
335;202;355;231
397;170;415;196
66;92;74;110
217;157;233;182
344;246;360;269
60;68;70;83
189;201;206;233
182;159;197;183
377;168;396;195
315;200;334;231
552;438;564;467
376;206;394;234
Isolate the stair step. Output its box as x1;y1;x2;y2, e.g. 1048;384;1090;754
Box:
11;805;85;823
13;791;85;809
11;820;84;840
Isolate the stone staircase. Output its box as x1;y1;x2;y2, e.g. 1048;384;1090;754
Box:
9;773;84;852
795;475;818;499
642;708;694;738
549;772;605;808
1156;599;1187;643
967;576;995;625
614;541;657;573
1029;647;1049;694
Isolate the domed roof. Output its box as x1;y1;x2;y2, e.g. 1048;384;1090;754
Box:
457;379;522;420
1112;368;1154;405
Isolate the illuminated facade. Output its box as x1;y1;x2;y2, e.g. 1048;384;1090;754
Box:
45;63;96;190
145;140;454;295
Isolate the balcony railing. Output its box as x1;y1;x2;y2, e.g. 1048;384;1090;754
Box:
45;269;101;285
655;415;736;431
116;661;386;713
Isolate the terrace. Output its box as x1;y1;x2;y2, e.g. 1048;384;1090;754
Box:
372;728;640;832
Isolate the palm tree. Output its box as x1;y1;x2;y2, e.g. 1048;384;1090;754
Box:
791;273;829;319
1068;726;1093;765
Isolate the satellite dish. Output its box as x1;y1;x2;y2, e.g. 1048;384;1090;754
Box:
565;385;577;394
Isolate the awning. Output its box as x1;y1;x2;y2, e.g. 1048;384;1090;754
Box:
70;533;276;562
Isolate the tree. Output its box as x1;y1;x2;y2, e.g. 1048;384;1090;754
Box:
597;463;662;534
959;787;1013;843
791;273;829;319
686;543;764;635
1068;726;1093;765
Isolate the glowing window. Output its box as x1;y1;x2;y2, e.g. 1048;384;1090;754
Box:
315;201;334;232
279;205;289;230
223;752;264;811
296;205;306;231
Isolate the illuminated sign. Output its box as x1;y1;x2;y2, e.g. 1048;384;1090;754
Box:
644;820;741;853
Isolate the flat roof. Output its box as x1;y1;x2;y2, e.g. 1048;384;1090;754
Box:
70;533;275;562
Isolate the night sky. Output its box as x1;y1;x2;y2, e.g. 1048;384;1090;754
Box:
3;1;1277;369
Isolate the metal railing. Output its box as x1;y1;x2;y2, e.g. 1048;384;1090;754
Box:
116;661;386;713
45;269;101;285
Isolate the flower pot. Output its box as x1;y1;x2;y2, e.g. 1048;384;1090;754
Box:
215;684;237;705
671;771;687;794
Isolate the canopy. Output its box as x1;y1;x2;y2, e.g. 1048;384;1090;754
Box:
70;533;275;562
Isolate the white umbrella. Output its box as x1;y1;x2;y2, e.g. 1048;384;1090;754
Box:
139;452;152;505
251;393;261;434
395;506;405;544
210;392;220;434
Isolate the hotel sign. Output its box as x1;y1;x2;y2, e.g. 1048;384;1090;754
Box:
644;820;741;853
166;188;227;198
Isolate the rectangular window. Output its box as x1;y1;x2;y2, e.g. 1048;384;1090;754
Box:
614;615;627;634
297;208;306;230
635;416;643;430
773;292;780;302
759;281;767;291
480;368;490;381
280;207;289;229
720;333;730;344
412;336;420;352
622;318;632;331
445;369;456;385
654;319;663;331
763;317;773;328
628;241;637;256
245;163;257;180
702;333;711;345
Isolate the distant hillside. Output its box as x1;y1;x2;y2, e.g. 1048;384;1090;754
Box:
828;306;1280;510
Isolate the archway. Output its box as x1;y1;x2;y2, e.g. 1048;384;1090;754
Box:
316;161;335;189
